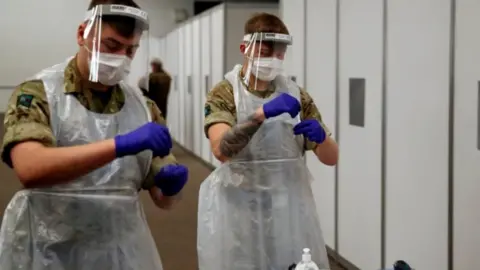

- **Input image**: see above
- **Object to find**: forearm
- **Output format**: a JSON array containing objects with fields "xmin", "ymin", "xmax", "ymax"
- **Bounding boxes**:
[
  {"xmin": 11, "ymin": 139, "xmax": 117, "ymax": 188},
  {"xmin": 149, "ymin": 186, "xmax": 181, "ymax": 209},
  {"xmin": 314, "ymin": 137, "xmax": 339, "ymax": 166},
  {"xmin": 217, "ymin": 108, "xmax": 265, "ymax": 159}
]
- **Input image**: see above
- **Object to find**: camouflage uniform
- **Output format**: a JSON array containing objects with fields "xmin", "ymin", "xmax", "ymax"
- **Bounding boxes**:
[
  {"xmin": 204, "ymin": 76, "xmax": 332, "ymax": 151},
  {"xmin": 0, "ymin": 57, "xmax": 176, "ymax": 189},
  {"xmin": 148, "ymin": 71, "xmax": 172, "ymax": 118}
]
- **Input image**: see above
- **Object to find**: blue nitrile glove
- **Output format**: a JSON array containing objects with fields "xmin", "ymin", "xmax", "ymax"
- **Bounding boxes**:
[
  {"xmin": 293, "ymin": 119, "xmax": 327, "ymax": 144},
  {"xmin": 114, "ymin": 122, "xmax": 173, "ymax": 158},
  {"xmin": 262, "ymin": 93, "xmax": 301, "ymax": 119},
  {"xmin": 154, "ymin": 164, "xmax": 189, "ymax": 196}
]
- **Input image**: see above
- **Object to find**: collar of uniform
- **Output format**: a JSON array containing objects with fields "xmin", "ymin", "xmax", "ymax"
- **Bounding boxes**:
[
  {"xmin": 63, "ymin": 56, "xmax": 87, "ymax": 94},
  {"xmin": 238, "ymin": 68, "xmax": 275, "ymax": 93}
]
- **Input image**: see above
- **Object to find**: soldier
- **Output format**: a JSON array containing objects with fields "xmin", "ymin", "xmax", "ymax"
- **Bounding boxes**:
[
  {"xmin": 197, "ymin": 13, "xmax": 339, "ymax": 270},
  {"xmin": 0, "ymin": 0, "xmax": 188, "ymax": 269},
  {"xmin": 147, "ymin": 58, "xmax": 172, "ymax": 118}
]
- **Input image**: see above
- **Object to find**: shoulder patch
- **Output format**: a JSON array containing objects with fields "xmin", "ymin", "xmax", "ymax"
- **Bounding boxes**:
[
  {"xmin": 204, "ymin": 104, "xmax": 212, "ymax": 117},
  {"xmin": 17, "ymin": 94, "xmax": 34, "ymax": 108}
]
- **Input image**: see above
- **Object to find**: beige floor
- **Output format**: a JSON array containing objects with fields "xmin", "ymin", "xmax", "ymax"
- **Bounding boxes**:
[{"xmin": 0, "ymin": 114, "xmax": 345, "ymax": 270}]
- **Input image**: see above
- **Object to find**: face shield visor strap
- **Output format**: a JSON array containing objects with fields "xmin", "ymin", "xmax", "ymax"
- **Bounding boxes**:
[
  {"xmin": 83, "ymin": 4, "xmax": 150, "ymax": 84},
  {"xmin": 243, "ymin": 33, "xmax": 263, "ymax": 90},
  {"xmin": 242, "ymin": 32, "xmax": 292, "ymax": 89}
]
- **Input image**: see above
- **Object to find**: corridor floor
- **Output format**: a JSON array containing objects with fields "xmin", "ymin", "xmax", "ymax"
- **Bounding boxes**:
[{"xmin": 0, "ymin": 117, "xmax": 344, "ymax": 270}]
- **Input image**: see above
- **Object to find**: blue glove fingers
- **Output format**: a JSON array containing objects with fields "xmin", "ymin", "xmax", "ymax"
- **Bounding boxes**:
[
  {"xmin": 293, "ymin": 120, "xmax": 315, "ymax": 134},
  {"xmin": 151, "ymin": 127, "xmax": 173, "ymax": 157},
  {"xmin": 155, "ymin": 165, "xmax": 189, "ymax": 196},
  {"xmin": 293, "ymin": 120, "xmax": 311, "ymax": 132},
  {"xmin": 288, "ymin": 100, "xmax": 301, "ymax": 118},
  {"xmin": 307, "ymin": 129, "xmax": 326, "ymax": 143}
]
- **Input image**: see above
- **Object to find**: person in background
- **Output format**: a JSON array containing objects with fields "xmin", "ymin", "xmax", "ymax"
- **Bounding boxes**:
[
  {"xmin": 147, "ymin": 58, "xmax": 172, "ymax": 118},
  {"xmin": 0, "ymin": 0, "xmax": 188, "ymax": 269},
  {"xmin": 197, "ymin": 12, "xmax": 338, "ymax": 270}
]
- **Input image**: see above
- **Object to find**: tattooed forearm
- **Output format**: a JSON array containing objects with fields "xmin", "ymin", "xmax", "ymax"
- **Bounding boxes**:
[{"xmin": 219, "ymin": 113, "xmax": 263, "ymax": 158}]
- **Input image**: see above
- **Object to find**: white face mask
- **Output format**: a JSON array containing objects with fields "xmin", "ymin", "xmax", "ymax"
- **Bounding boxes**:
[
  {"xmin": 251, "ymin": 57, "xmax": 284, "ymax": 81},
  {"xmin": 88, "ymin": 51, "xmax": 131, "ymax": 86}
]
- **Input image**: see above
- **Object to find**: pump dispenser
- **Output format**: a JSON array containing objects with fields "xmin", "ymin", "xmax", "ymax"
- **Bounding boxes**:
[{"xmin": 295, "ymin": 248, "xmax": 320, "ymax": 270}]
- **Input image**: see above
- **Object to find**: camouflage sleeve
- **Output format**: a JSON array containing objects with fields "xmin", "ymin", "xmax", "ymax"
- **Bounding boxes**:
[
  {"xmin": 204, "ymin": 80, "xmax": 237, "ymax": 138},
  {"xmin": 300, "ymin": 88, "xmax": 332, "ymax": 151},
  {"xmin": 0, "ymin": 80, "xmax": 55, "ymax": 167},
  {"xmin": 142, "ymin": 97, "xmax": 177, "ymax": 190}
]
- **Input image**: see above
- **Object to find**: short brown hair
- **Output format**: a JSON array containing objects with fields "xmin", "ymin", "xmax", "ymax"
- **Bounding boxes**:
[
  {"xmin": 88, "ymin": 0, "xmax": 143, "ymax": 38},
  {"xmin": 244, "ymin": 13, "xmax": 289, "ymax": 35}
]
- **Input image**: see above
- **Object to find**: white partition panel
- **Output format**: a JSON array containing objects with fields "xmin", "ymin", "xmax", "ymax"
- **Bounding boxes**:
[
  {"xmin": 453, "ymin": 1, "xmax": 480, "ymax": 269},
  {"xmin": 149, "ymin": 36, "xmax": 161, "ymax": 60},
  {"xmin": 337, "ymin": 1, "xmax": 383, "ymax": 269},
  {"xmin": 178, "ymin": 27, "xmax": 186, "ymax": 146},
  {"xmin": 210, "ymin": 6, "xmax": 225, "ymax": 168},
  {"xmin": 305, "ymin": 0, "xmax": 337, "ymax": 249},
  {"xmin": 127, "ymin": 36, "xmax": 149, "ymax": 87},
  {"xmin": 192, "ymin": 18, "xmax": 202, "ymax": 157},
  {"xmin": 201, "ymin": 14, "xmax": 213, "ymax": 163},
  {"xmin": 385, "ymin": 1, "xmax": 450, "ymax": 269},
  {"xmin": 280, "ymin": 0, "xmax": 305, "ymax": 86},
  {"xmin": 166, "ymin": 31, "xmax": 179, "ymax": 139},
  {"xmin": 184, "ymin": 23, "xmax": 194, "ymax": 151}
]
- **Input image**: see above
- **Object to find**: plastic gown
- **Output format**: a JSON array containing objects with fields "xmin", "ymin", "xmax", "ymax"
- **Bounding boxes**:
[
  {"xmin": 0, "ymin": 58, "xmax": 163, "ymax": 270},
  {"xmin": 197, "ymin": 64, "xmax": 330, "ymax": 270}
]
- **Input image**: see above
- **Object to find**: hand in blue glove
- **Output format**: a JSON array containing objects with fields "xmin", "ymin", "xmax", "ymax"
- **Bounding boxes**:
[
  {"xmin": 114, "ymin": 122, "xmax": 173, "ymax": 158},
  {"xmin": 293, "ymin": 119, "xmax": 327, "ymax": 144},
  {"xmin": 154, "ymin": 164, "xmax": 189, "ymax": 196},
  {"xmin": 262, "ymin": 93, "xmax": 301, "ymax": 119}
]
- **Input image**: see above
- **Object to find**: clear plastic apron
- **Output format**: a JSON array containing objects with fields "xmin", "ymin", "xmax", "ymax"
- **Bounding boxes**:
[
  {"xmin": 0, "ymin": 58, "xmax": 163, "ymax": 270},
  {"xmin": 197, "ymin": 65, "xmax": 330, "ymax": 270}
]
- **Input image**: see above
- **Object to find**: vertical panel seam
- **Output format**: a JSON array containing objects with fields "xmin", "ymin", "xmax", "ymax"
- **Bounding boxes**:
[
  {"xmin": 334, "ymin": 0, "xmax": 341, "ymax": 254},
  {"xmin": 380, "ymin": 0, "xmax": 388, "ymax": 268},
  {"xmin": 303, "ymin": 0, "xmax": 307, "ymax": 88},
  {"xmin": 447, "ymin": 0, "xmax": 456, "ymax": 269},
  {"xmin": 223, "ymin": 2, "xmax": 228, "ymax": 75}
]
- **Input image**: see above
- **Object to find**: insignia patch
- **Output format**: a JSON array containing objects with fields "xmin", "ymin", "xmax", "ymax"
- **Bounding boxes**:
[
  {"xmin": 204, "ymin": 105, "xmax": 211, "ymax": 116},
  {"xmin": 17, "ymin": 94, "xmax": 34, "ymax": 108}
]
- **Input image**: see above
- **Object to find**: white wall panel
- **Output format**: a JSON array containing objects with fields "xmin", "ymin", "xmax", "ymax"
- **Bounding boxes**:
[
  {"xmin": 337, "ymin": 1, "xmax": 383, "ymax": 269},
  {"xmin": 210, "ymin": 6, "xmax": 225, "ymax": 168},
  {"xmin": 453, "ymin": 0, "xmax": 480, "ymax": 269},
  {"xmin": 128, "ymin": 36, "xmax": 149, "ymax": 88},
  {"xmin": 305, "ymin": 0, "xmax": 337, "ymax": 249},
  {"xmin": 178, "ymin": 26, "xmax": 186, "ymax": 146},
  {"xmin": 0, "ymin": 0, "xmax": 193, "ymax": 91},
  {"xmin": 385, "ymin": 1, "xmax": 450, "ymax": 269},
  {"xmin": 192, "ymin": 18, "xmax": 203, "ymax": 156},
  {"xmin": 0, "ymin": 88, "xmax": 13, "ymax": 113},
  {"xmin": 280, "ymin": 0, "xmax": 305, "ymax": 87},
  {"xmin": 184, "ymin": 23, "xmax": 194, "ymax": 151},
  {"xmin": 166, "ymin": 31, "xmax": 180, "ymax": 139},
  {"xmin": 200, "ymin": 14, "xmax": 213, "ymax": 163}
]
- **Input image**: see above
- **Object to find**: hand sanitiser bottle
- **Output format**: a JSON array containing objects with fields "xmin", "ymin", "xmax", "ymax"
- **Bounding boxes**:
[{"xmin": 294, "ymin": 248, "xmax": 320, "ymax": 270}]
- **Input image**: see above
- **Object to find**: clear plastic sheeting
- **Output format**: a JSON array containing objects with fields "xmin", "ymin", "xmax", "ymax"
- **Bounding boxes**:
[
  {"xmin": 0, "ymin": 189, "xmax": 161, "ymax": 270},
  {"xmin": 197, "ymin": 65, "xmax": 330, "ymax": 270}
]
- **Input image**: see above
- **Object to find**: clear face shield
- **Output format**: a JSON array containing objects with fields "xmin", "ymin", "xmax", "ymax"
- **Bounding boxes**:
[
  {"xmin": 242, "ymin": 32, "xmax": 292, "ymax": 89},
  {"xmin": 83, "ymin": 4, "xmax": 149, "ymax": 87}
]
